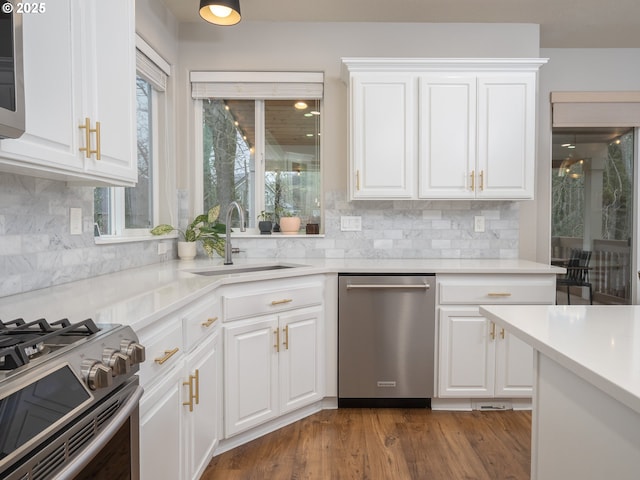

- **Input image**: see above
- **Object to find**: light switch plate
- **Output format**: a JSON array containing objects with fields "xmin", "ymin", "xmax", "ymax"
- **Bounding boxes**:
[
  {"xmin": 340, "ymin": 216, "xmax": 362, "ymax": 231},
  {"xmin": 474, "ymin": 216, "xmax": 485, "ymax": 233},
  {"xmin": 70, "ymin": 208, "xmax": 82, "ymax": 235}
]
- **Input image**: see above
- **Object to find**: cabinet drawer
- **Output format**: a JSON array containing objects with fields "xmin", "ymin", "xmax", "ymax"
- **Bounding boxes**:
[
  {"xmin": 438, "ymin": 275, "xmax": 556, "ymax": 305},
  {"xmin": 224, "ymin": 283, "xmax": 323, "ymax": 321},
  {"xmin": 138, "ymin": 322, "xmax": 183, "ymax": 387},
  {"xmin": 183, "ymin": 298, "xmax": 220, "ymax": 352}
]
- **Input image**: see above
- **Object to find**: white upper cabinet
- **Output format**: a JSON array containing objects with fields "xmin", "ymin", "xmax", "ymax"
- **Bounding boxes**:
[
  {"xmin": 348, "ymin": 73, "xmax": 416, "ymax": 199},
  {"xmin": 0, "ymin": 0, "xmax": 137, "ymax": 186},
  {"xmin": 342, "ymin": 58, "xmax": 547, "ymax": 201}
]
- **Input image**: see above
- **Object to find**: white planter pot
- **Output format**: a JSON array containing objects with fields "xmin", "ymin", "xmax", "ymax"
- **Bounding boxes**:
[
  {"xmin": 177, "ymin": 241, "xmax": 197, "ymax": 260},
  {"xmin": 279, "ymin": 217, "xmax": 301, "ymax": 235}
]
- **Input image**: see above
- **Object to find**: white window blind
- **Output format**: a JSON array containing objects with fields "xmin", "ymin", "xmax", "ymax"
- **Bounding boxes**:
[
  {"xmin": 190, "ymin": 71, "xmax": 324, "ymax": 99},
  {"xmin": 552, "ymin": 91, "xmax": 640, "ymax": 127},
  {"xmin": 135, "ymin": 35, "xmax": 170, "ymax": 92}
]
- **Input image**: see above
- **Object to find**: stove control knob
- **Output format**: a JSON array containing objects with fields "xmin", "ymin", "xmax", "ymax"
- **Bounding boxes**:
[
  {"xmin": 82, "ymin": 360, "xmax": 113, "ymax": 390},
  {"xmin": 120, "ymin": 340, "xmax": 146, "ymax": 365},
  {"xmin": 103, "ymin": 348, "xmax": 131, "ymax": 376}
]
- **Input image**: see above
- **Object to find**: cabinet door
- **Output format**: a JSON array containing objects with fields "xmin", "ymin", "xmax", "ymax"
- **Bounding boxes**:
[
  {"xmin": 438, "ymin": 307, "xmax": 495, "ymax": 397},
  {"xmin": 350, "ymin": 73, "xmax": 416, "ymax": 199},
  {"xmin": 81, "ymin": 0, "xmax": 137, "ymax": 184},
  {"xmin": 184, "ymin": 332, "xmax": 220, "ymax": 480},
  {"xmin": 476, "ymin": 73, "xmax": 536, "ymax": 199},
  {"xmin": 140, "ymin": 362, "xmax": 184, "ymax": 480},
  {"xmin": 0, "ymin": 0, "xmax": 84, "ymax": 172},
  {"xmin": 419, "ymin": 75, "xmax": 476, "ymax": 199},
  {"xmin": 279, "ymin": 307, "xmax": 324, "ymax": 414},
  {"xmin": 224, "ymin": 317, "xmax": 279, "ymax": 437},
  {"xmin": 494, "ymin": 327, "xmax": 533, "ymax": 397}
]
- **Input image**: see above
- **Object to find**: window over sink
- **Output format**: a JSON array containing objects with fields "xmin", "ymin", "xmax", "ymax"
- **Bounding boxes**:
[{"xmin": 191, "ymin": 72, "xmax": 323, "ymax": 231}]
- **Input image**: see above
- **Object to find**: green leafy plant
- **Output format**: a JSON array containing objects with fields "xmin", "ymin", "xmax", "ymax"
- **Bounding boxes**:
[
  {"xmin": 151, "ymin": 206, "xmax": 227, "ymax": 258},
  {"xmin": 257, "ymin": 210, "xmax": 273, "ymax": 221}
]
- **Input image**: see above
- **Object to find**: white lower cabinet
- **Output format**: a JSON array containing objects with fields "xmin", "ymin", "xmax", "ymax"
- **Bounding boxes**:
[
  {"xmin": 138, "ymin": 297, "xmax": 221, "ymax": 480},
  {"xmin": 140, "ymin": 359, "xmax": 184, "ymax": 480},
  {"xmin": 183, "ymin": 331, "xmax": 221, "ymax": 480},
  {"xmin": 438, "ymin": 307, "xmax": 532, "ymax": 397},
  {"xmin": 224, "ymin": 306, "xmax": 324, "ymax": 437},
  {"xmin": 436, "ymin": 274, "xmax": 556, "ymax": 402}
]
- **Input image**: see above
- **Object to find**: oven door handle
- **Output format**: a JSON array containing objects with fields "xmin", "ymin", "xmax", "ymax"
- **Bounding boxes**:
[{"xmin": 55, "ymin": 384, "xmax": 144, "ymax": 480}]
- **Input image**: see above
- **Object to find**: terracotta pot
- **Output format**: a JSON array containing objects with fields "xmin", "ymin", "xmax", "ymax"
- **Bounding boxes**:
[
  {"xmin": 177, "ymin": 241, "xmax": 197, "ymax": 260},
  {"xmin": 279, "ymin": 216, "xmax": 301, "ymax": 235}
]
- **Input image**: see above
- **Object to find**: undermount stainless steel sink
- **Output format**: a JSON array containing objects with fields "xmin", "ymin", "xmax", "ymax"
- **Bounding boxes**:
[{"xmin": 190, "ymin": 264, "xmax": 296, "ymax": 276}]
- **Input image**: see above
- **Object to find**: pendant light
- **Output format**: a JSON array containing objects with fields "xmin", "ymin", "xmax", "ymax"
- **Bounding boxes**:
[{"xmin": 199, "ymin": 0, "xmax": 241, "ymax": 26}]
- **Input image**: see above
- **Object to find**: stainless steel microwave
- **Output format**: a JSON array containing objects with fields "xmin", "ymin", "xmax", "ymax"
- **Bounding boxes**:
[{"xmin": 0, "ymin": 2, "xmax": 24, "ymax": 139}]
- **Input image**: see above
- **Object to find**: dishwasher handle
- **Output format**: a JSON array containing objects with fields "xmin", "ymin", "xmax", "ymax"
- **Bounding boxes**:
[{"xmin": 346, "ymin": 283, "xmax": 431, "ymax": 290}]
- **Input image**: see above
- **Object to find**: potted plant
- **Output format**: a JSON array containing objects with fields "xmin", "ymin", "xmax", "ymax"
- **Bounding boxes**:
[
  {"xmin": 150, "ymin": 206, "xmax": 226, "ymax": 260},
  {"xmin": 278, "ymin": 210, "xmax": 301, "ymax": 235},
  {"xmin": 257, "ymin": 211, "xmax": 273, "ymax": 235}
]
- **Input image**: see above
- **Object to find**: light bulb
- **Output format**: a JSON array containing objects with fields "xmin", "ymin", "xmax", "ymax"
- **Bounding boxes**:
[{"xmin": 209, "ymin": 5, "xmax": 232, "ymax": 18}]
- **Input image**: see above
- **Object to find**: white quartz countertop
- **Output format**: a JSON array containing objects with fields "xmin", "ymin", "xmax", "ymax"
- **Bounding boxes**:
[
  {"xmin": 0, "ymin": 257, "xmax": 561, "ymax": 331},
  {"xmin": 480, "ymin": 304, "xmax": 640, "ymax": 416}
]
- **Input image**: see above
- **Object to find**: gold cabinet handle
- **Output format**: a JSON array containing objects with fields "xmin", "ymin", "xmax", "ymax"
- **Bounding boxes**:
[
  {"xmin": 78, "ymin": 117, "xmax": 100, "ymax": 159},
  {"xmin": 194, "ymin": 368, "xmax": 200, "ymax": 405},
  {"xmin": 183, "ymin": 373, "xmax": 195, "ymax": 412},
  {"xmin": 79, "ymin": 117, "xmax": 91, "ymax": 158},
  {"xmin": 271, "ymin": 299, "xmax": 293, "ymax": 306},
  {"xmin": 500, "ymin": 328, "xmax": 505, "ymax": 340},
  {"xmin": 479, "ymin": 170, "xmax": 484, "ymax": 191},
  {"xmin": 274, "ymin": 328, "xmax": 280, "ymax": 353},
  {"xmin": 283, "ymin": 325, "xmax": 289, "ymax": 350},
  {"xmin": 487, "ymin": 292, "xmax": 512, "ymax": 297},
  {"xmin": 489, "ymin": 322, "xmax": 496, "ymax": 341},
  {"xmin": 202, "ymin": 316, "xmax": 218, "ymax": 327},
  {"xmin": 154, "ymin": 347, "xmax": 179, "ymax": 365},
  {"xmin": 356, "ymin": 170, "xmax": 360, "ymax": 191},
  {"xmin": 470, "ymin": 170, "xmax": 475, "ymax": 191},
  {"xmin": 94, "ymin": 121, "xmax": 101, "ymax": 160}
]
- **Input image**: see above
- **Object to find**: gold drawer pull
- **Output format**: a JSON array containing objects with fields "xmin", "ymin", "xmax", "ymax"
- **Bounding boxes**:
[
  {"xmin": 470, "ymin": 170, "xmax": 475, "ymax": 191},
  {"xmin": 202, "ymin": 316, "xmax": 218, "ymax": 327},
  {"xmin": 500, "ymin": 328, "xmax": 505, "ymax": 340},
  {"xmin": 271, "ymin": 298, "xmax": 293, "ymax": 306},
  {"xmin": 154, "ymin": 347, "xmax": 179, "ymax": 365},
  {"xmin": 356, "ymin": 170, "xmax": 361, "ymax": 191},
  {"xmin": 487, "ymin": 292, "xmax": 512, "ymax": 297},
  {"xmin": 490, "ymin": 322, "xmax": 496, "ymax": 340},
  {"xmin": 479, "ymin": 170, "xmax": 484, "ymax": 191}
]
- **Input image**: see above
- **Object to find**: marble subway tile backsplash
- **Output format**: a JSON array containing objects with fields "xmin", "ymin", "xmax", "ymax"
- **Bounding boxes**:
[
  {"xmin": 0, "ymin": 175, "xmax": 519, "ymax": 298},
  {"xmin": 0, "ymin": 174, "xmax": 173, "ymax": 298}
]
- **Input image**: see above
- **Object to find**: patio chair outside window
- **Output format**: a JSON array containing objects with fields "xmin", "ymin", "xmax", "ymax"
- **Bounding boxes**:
[{"xmin": 557, "ymin": 249, "xmax": 593, "ymax": 305}]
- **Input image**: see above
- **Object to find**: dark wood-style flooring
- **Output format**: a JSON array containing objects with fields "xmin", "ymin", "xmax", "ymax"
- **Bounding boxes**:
[{"xmin": 201, "ymin": 408, "xmax": 532, "ymax": 480}]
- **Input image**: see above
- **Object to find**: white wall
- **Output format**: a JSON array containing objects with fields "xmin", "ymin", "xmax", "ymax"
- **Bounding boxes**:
[{"xmin": 526, "ymin": 48, "xmax": 640, "ymax": 262}]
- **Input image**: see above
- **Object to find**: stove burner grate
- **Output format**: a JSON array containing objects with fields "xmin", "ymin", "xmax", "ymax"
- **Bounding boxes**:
[{"xmin": 0, "ymin": 318, "xmax": 101, "ymax": 370}]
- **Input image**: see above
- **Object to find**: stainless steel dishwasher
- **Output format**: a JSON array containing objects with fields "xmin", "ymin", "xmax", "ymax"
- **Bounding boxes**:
[{"xmin": 338, "ymin": 274, "xmax": 436, "ymax": 408}]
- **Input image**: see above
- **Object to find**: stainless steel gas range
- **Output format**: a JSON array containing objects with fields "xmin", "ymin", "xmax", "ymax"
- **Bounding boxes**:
[{"xmin": 0, "ymin": 317, "xmax": 145, "ymax": 480}]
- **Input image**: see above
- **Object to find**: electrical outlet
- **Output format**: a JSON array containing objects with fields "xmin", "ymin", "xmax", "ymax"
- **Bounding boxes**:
[
  {"xmin": 340, "ymin": 216, "xmax": 362, "ymax": 231},
  {"xmin": 70, "ymin": 208, "xmax": 82, "ymax": 235},
  {"xmin": 157, "ymin": 242, "xmax": 168, "ymax": 255},
  {"xmin": 474, "ymin": 216, "xmax": 485, "ymax": 233}
]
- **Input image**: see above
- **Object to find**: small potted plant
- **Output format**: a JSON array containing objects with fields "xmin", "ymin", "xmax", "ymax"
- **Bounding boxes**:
[
  {"xmin": 278, "ymin": 210, "xmax": 301, "ymax": 235},
  {"xmin": 257, "ymin": 211, "xmax": 273, "ymax": 235},
  {"xmin": 150, "ymin": 206, "xmax": 226, "ymax": 260}
]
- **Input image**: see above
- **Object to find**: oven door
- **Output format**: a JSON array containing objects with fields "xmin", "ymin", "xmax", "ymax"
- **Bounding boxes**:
[{"xmin": 2, "ymin": 377, "xmax": 143, "ymax": 480}]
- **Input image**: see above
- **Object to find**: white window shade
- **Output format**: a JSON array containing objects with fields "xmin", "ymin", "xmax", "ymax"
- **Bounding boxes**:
[
  {"xmin": 135, "ymin": 35, "xmax": 170, "ymax": 92},
  {"xmin": 190, "ymin": 71, "xmax": 324, "ymax": 99},
  {"xmin": 552, "ymin": 91, "xmax": 640, "ymax": 127}
]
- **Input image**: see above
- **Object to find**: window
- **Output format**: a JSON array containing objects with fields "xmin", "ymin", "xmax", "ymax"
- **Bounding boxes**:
[
  {"xmin": 94, "ymin": 41, "xmax": 169, "ymax": 238},
  {"xmin": 192, "ymin": 72, "xmax": 323, "ymax": 230}
]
